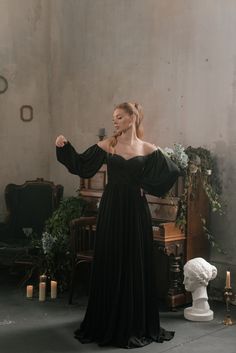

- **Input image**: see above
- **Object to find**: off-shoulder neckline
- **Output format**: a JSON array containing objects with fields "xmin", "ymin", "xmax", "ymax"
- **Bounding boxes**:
[{"xmin": 96, "ymin": 144, "xmax": 159, "ymax": 161}]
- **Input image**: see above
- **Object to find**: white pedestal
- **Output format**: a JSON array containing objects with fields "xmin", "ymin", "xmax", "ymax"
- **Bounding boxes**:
[{"xmin": 184, "ymin": 307, "xmax": 214, "ymax": 321}]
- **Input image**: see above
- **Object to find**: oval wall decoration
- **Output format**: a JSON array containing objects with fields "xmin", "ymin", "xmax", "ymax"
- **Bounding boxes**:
[{"xmin": 20, "ymin": 105, "xmax": 34, "ymax": 122}]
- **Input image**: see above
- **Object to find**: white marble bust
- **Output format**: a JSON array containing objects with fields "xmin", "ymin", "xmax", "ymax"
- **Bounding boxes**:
[{"xmin": 183, "ymin": 257, "xmax": 217, "ymax": 321}]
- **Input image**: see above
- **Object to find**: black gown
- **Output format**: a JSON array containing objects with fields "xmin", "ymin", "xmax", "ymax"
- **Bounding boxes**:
[{"xmin": 56, "ymin": 142, "xmax": 180, "ymax": 349}]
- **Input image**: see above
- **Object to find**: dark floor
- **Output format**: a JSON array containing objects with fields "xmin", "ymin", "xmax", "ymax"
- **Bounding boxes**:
[{"xmin": 0, "ymin": 270, "xmax": 235, "ymax": 353}]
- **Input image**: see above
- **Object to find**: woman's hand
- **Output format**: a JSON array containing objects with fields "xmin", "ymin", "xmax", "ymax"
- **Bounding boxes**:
[{"xmin": 55, "ymin": 135, "xmax": 68, "ymax": 147}]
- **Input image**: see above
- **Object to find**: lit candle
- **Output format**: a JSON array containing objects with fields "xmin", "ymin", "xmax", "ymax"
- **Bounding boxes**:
[
  {"xmin": 51, "ymin": 280, "xmax": 57, "ymax": 299},
  {"xmin": 26, "ymin": 285, "xmax": 33, "ymax": 299},
  {"xmin": 39, "ymin": 274, "xmax": 47, "ymax": 283},
  {"xmin": 226, "ymin": 271, "xmax": 231, "ymax": 288},
  {"xmin": 39, "ymin": 282, "xmax": 46, "ymax": 301}
]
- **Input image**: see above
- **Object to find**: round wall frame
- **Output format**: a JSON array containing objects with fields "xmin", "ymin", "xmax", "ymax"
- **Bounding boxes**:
[{"xmin": 0, "ymin": 75, "xmax": 8, "ymax": 94}]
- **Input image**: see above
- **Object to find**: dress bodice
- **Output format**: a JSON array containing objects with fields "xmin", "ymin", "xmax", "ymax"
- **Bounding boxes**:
[{"xmin": 106, "ymin": 153, "xmax": 148, "ymax": 186}]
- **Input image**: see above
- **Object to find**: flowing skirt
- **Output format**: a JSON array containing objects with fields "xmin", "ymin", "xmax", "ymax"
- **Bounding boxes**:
[{"xmin": 74, "ymin": 183, "xmax": 174, "ymax": 348}]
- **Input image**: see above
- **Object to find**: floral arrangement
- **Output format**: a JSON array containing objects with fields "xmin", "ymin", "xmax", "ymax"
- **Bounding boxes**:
[
  {"xmin": 164, "ymin": 144, "xmax": 189, "ymax": 170},
  {"xmin": 43, "ymin": 196, "xmax": 87, "ymax": 290},
  {"xmin": 28, "ymin": 196, "xmax": 87, "ymax": 291},
  {"xmin": 42, "ymin": 231, "xmax": 57, "ymax": 255},
  {"xmin": 164, "ymin": 143, "xmax": 224, "ymax": 252}
]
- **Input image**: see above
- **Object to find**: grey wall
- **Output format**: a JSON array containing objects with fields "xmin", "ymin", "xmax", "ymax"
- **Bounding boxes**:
[
  {"xmin": 49, "ymin": 0, "xmax": 236, "ymax": 292},
  {"xmin": 0, "ymin": 0, "xmax": 51, "ymax": 220},
  {"xmin": 1, "ymin": 0, "xmax": 235, "ymax": 292}
]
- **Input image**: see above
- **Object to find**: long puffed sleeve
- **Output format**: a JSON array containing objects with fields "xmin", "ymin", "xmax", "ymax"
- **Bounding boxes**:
[
  {"xmin": 141, "ymin": 148, "xmax": 181, "ymax": 197},
  {"xmin": 56, "ymin": 142, "xmax": 107, "ymax": 178}
]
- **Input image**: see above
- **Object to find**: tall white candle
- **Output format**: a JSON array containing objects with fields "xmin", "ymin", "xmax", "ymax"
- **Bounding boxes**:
[
  {"xmin": 226, "ymin": 271, "xmax": 231, "ymax": 288},
  {"xmin": 26, "ymin": 285, "xmax": 33, "ymax": 298},
  {"xmin": 51, "ymin": 281, "xmax": 57, "ymax": 299},
  {"xmin": 39, "ymin": 282, "xmax": 46, "ymax": 301}
]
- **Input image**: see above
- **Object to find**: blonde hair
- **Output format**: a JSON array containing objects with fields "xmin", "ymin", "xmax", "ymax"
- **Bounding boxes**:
[{"xmin": 108, "ymin": 102, "xmax": 144, "ymax": 153}]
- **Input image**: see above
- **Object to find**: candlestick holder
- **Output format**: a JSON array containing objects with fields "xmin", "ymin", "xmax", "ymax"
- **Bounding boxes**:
[
  {"xmin": 98, "ymin": 134, "xmax": 106, "ymax": 141},
  {"xmin": 97, "ymin": 128, "xmax": 106, "ymax": 141},
  {"xmin": 223, "ymin": 287, "xmax": 235, "ymax": 326}
]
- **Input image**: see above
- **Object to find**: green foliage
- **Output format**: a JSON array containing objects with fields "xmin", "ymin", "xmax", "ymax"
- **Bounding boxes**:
[
  {"xmin": 175, "ymin": 176, "xmax": 189, "ymax": 230},
  {"xmin": 201, "ymin": 217, "xmax": 226, "ymax": 254},
  {"xmin": 45, "ymin": 197, "xmax": 87, "ymax": 237},
  {"xmin": 40, "ymin": 196, "xmax": 87, "ymax": 291},
  {"xmin": 185, "ymin": 146, "xmax": 223, "ymax": 213},
  {"xmin": 171, "ymin": 145, "xmax": 225, "ymax": 253}
]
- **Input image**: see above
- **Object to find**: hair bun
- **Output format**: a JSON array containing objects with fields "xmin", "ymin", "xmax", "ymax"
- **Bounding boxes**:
[{"xmin": 211, "ymin": 266, "xmax": 217, "ymax": 280}]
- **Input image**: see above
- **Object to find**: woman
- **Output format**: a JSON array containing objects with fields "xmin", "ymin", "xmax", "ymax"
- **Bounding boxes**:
[{"xmin": 55, "ymin": 102, "xmax": 180, "ymax": 348}]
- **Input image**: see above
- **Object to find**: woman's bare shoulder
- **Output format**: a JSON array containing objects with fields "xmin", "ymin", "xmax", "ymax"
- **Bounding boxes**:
[
  {"xmin": 97, "ymin": 138, "xmax": 110, "ymax": 153},
  {"xmin": 142, "ymin": 141, "xmax": 158, "ymax": 154}
]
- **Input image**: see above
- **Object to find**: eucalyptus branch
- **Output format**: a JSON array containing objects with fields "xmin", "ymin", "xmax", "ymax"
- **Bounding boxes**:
[{"xmin": 201, "ymin": 217, "xmax": 226, "ymax": 254}]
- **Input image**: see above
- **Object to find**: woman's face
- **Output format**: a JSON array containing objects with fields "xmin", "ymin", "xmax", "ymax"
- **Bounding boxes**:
[{"xmin": 112, "ymin": 108, "xmax": 133, "ymax": 133}]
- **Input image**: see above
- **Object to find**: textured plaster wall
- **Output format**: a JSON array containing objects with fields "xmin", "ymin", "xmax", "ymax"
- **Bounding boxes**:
[
  {"xmin": 0, "ymin": 0, "xmax": 236, "ymax": 292},
  {"xmin": 0, "ymin": 0, "xmax": 51, "ymax": 221},
  {"xmin": 50, "ymin": 0, "xmax": 236, "ymax": 293}
]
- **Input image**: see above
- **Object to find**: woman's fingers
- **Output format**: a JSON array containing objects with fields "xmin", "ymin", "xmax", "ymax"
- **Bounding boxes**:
[{"xmin": 55, "ymin": 135, "xmax": 67, "ymax": 147}]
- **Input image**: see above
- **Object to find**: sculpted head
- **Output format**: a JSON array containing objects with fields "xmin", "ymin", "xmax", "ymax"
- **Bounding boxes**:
[{"xmin": 183, "ymin": 257, "xmax": 217, "ymax": 292}]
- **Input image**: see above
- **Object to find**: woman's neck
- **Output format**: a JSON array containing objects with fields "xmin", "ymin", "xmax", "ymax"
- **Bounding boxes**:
[{"xmin": 118, "ymin": 127, "xmax": 139, "ymax": 146}]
